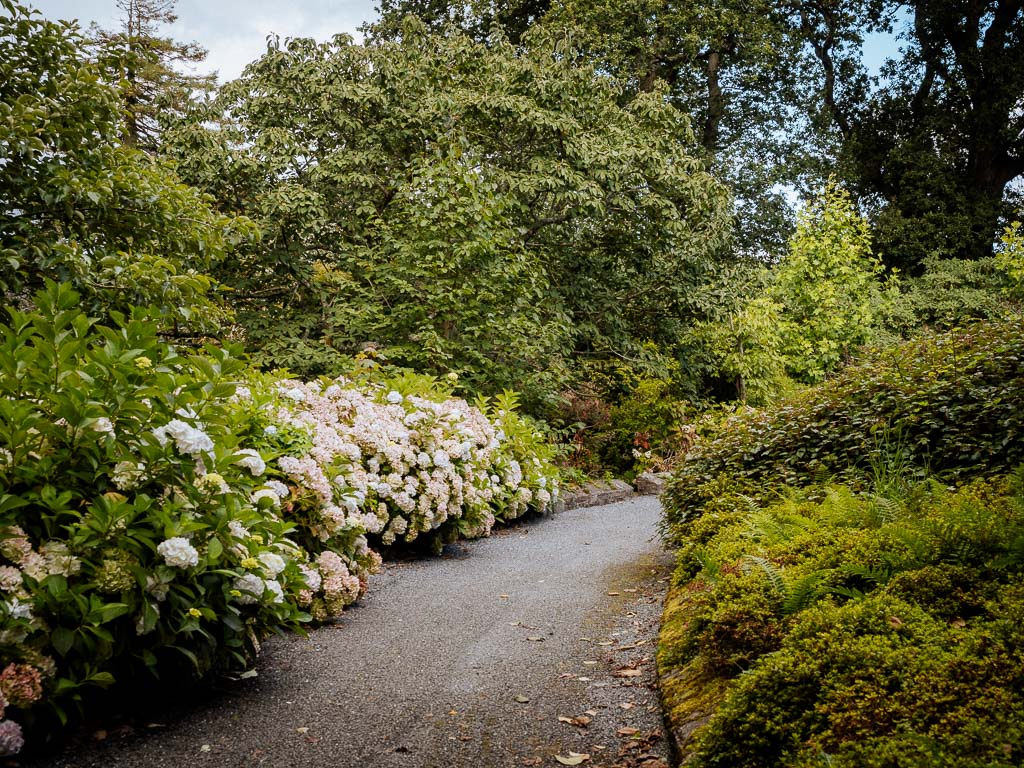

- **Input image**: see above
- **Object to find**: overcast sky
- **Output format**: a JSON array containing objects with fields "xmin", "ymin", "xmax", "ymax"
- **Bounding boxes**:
[
  {"xmin": 27, "ymin": 1, "xmax": 381, "ymax": 82},
  {"xmin": 26, "ymin": 1, "xmax": 900, "ymax": 85}
]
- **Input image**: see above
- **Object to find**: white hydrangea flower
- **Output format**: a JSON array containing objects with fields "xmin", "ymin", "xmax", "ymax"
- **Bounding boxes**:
[
  {"xmin": 257, "ymin": 552, "xmax": 286, "ymax": 577},
  {"xmin": 386, "ymin": 390, "xmax": 403, "ymax": 404},
  {"xmin": 264, "ymin": 579, "xmax": 285, "ymax": 604},
  {"xmin": 263, "ymin": 425, "xmax": 279, "ymax": 436},
  {"xmin": 196, "ymin": 472, "xmax": 229, "ymax": 495},
  {"xmin": 92, "ymin": 417, "xmax": 115, "ymax": 434},
  {"xmin": 6, "ymin": 598, "xmax": 32, "ymax": 621},
  {"xmin": 252, "ymin": 488, "xmax": 280, "ymax": 506},
  {"xmin": 299, "ymin": 564, "xmax": 322, "ymax": 592},
  {"xmin": 111, "ymin": 460, "xmax": 146, "ymax": 490},
  {"xmin": 284, "ymin": 387, "xmax": 306, "ymax": 402},
  {"xmin": 152, "ymin": 419, "xmax": 214, "ymax": 457},
  {"xmin": 145, "ymin": 575, "xmax": 170, "ymax": 602},
  {"xmin": 264, "ymin": 480, "xmax": 290, "ymax": 498},
  {"xmin": 235, "ymin": 449, "xmax": 266, "ymax": 476},
  {"xmin": 157, "ymin": 537, "xmax": 199, "ymax": 568},
  {"xmin": 228, "ymin": 520, "xmax": 249, "ymax": 539},
  {"xmin": 232, "ymin": 573, "xmax": 264, "ymax": 604}
]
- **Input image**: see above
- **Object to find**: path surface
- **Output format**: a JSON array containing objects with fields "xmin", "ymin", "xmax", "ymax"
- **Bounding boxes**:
[{"xmin": 33, "ymin": 498, "xmax": 673, "ymax": 768}]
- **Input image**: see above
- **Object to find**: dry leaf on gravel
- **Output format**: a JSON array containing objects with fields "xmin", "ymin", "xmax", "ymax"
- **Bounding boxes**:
[
  {"xmin": 617, "ymin": 727, "xmax": 641, "ymax": 737},
  {"xmin": 558, "ymin": 715, "xmax": 592, "ymax": 727},
  {"xmin": 555, "ymin": 752, "xmax": 591, "ymax": 765},
  {"xmin": 612, "ymin": 669, "xmax": 642, "ymax": 678}
]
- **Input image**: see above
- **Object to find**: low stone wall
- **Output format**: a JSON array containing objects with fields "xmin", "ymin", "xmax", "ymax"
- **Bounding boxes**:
[
  {"xmin": 556, "ymin": 479, "xmax": 635, "ymax": 511},
  {"xmin": 554, "ymin": 471, "xmax": 672, "ymax": 512}
]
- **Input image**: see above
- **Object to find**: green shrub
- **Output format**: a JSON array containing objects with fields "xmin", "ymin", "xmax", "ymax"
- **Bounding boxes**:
[
  {"xmin": 694, "ymin": 590, "xmax": 1024, "ymax": 768},
  {"xmin": 0, "ymin": 282, "xmax": 563, "ymax": 755},
  {"xmin": 663, "ymin": 318, "xmax": 1024, "ymax": 533},
  {"xmin": 0, "ymin": 283, "xmax": 312, "ymax": 743},
  {"xmin": 660, "ymin": 474, "xmax": 1024, "ymax": 767}
]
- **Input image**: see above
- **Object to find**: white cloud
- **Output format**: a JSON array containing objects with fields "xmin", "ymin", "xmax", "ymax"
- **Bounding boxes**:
[{"xmin": 27, "ymin": 0, "xmax": 377, "ymax": 81}]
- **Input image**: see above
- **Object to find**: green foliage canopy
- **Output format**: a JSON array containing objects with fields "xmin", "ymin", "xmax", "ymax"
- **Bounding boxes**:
[
  {"xmin": 164, "ymin": 21, "xmax": 731, "ymax": 405},
  {"xmin": 663, "ymin": 317, "xmax": 1024, "ymax": 531},
  {"xmin": 0, "ymin": 1, "xmax": 253, "ymax": 331}
]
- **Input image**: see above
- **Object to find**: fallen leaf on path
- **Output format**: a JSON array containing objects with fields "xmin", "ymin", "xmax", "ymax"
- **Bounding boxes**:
[
  {"xmin": 515, "ymin": 695, "xmax": 531, "ymax": 703},
  {"xmin": 500, "ymin": 594, "xmax": 509, "ymax": 599},
  {"xmin": 527, "ymin": 636, "xmax": 544, "ymax": 642},
  {"xmin": 598, "ymin": 641, "xmax": 613, "ymax": 646},
  {"xmin": 558, "ymin": 715, "xmax": 591, "ymax": 727},
  {"xmin": 613, "ymin": 669, "xmax": 643, "ymax": 678},
  {"xmin": 585, "ymin": 709, "xmax": 598, "ymax": 716},
  {"xmin": 199, "ymin": 744, "xmax": 211, "ymax": 753},
  {"xmin": 618, "ymin": 703, "xmax": 635, "ymax": 710},
  {"xmin": 583, "ymin": 661, "xmax": 598, "ymax": 666},
  {"xmin": 615, "ymin": 640, "xmax": 649, "ymax": 651},
  {"xmin": 555, "ymin": 752, "xmax": 590, "ymax": 765},
  {"xmin": 607, "ymin": 591, "xmax": 621, "ymax": 596},
  {"xmin": 296, "ymin": 727, "xmax": 309, "ymax": 734},
  {"xmin": 617, "ymin": 727, "xmax": 641, "ymax": 737}
]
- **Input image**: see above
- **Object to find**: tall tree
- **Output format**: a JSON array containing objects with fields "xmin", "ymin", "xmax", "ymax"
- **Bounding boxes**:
[
  {"xmin": 369, "ymin": 0, "xmax": 550, "ymax": 43},
  {"xmin": 802, "ymin": 0, "xmax": 1024, "ymax": 268},
  {"xmin": 0, "ymin": 0, "xmax": 251, "ymax": 330},
  {"xmin": 162, "ymin": 21, "xmax": 731, "ymax": 406},
  {"xmin": 89, "ymin": 0, "xmax": 215, "ymax": 151}
]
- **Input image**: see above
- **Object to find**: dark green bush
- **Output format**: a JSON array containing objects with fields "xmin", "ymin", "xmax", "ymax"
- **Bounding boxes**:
[
  {"xmin": 663, "ymin": 318, "xmax": 1024, "ymax": 532},
  {"xmin": 660, "ymin": 475, "xmax": 1024, "ymax": 767},
  {"xmin": 695, "ymin": 591, "xmax": 1024, "ymax": 768}
]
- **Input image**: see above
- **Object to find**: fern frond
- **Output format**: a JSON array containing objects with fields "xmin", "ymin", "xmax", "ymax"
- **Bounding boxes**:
[
  {"xmin": 694, "ymin": 545, "xmax": 723, "ymax": 584},
  {"xmin": 742, "ymin": 555, "xmax": 786, "ymax": 601},
  {"xmin": 781, "ymin": 571, "xmax": 827, "ymax": 615}
]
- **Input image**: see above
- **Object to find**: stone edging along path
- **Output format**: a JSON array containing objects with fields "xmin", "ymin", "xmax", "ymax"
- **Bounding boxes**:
[{"xmin": 556, "ymin": 472, "xmax": 669, "ymax": 512}]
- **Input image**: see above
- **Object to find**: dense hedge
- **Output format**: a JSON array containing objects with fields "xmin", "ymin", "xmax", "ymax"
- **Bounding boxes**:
[
  {"xmin": 665, "ymin": 476, "xmax": 1024, "ymax": 767},
  {"xmin": 0, "ymin": 283, "xmax": 559, "ymax": 755},
  {"xmin": 663, "ymin": 318, "xmax": 1024, "ymax": 532}
]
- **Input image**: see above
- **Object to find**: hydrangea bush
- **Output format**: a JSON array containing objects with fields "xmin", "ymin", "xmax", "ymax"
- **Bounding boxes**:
[
  {"xmin": 234, "ymin": 372, "xmax": 559, "ymax": 565},
  {"xmin": 0, "ymin": 283, "xmax": 559, "ymax": 754}
]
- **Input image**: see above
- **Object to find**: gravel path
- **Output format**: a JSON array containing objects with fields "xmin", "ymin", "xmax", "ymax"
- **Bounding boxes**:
[{"xmin": 32, "ymin": 497, "xmax": 673, "ymax": 768}]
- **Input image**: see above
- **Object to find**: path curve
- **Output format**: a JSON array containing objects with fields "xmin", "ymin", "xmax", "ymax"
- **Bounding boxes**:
[{"xmin": 34, "ymin": 498, "xmax": 672, "ymax": 768}]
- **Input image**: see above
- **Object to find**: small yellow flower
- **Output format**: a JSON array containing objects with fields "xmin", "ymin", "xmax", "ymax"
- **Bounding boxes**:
[
  {"xmin": 230, "ymin": 589, "xmax": 242, "ymax": 598},
  {"xmin": 134, "ymin": 356, "xmax": 153, "ymax": 370},
  {"xmin": 240, "ymin": 557, "xmax": 259, "ymax": 569},
  {"xmin": 188, "ymin": 608, "xmax": 202, "ymax": 618}
]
